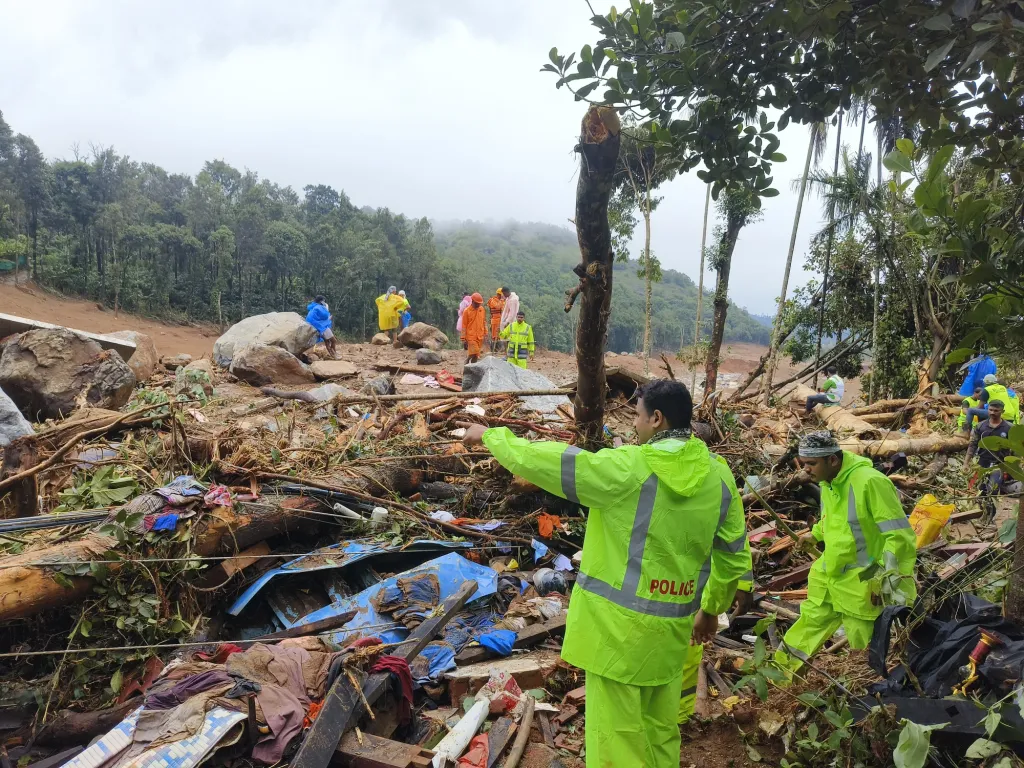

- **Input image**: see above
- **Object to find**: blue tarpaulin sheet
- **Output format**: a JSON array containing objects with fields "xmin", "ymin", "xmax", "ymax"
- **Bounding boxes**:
[{"xmin": 227, "ymin": 539, "xmax": 473, "ymax": 616}]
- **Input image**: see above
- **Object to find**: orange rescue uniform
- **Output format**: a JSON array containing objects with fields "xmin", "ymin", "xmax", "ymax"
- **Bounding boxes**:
[
  {"xmin": 461, "ymin": 304, "xmax": 487, "ymax": 357},
  {"xmin": 487, "ymin": 294, "xmax": 505, "ymax": 341}
]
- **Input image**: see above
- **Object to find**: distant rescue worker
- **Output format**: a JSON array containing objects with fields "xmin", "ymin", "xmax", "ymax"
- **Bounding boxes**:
[
  {"xmin": 958, "ymin": 386, "xmax": 984, "ymax": 433},
  {"xmin": 965, "ymin": 399, "xmax": 1014, "ymax": 517},
  {"xmin": 460, "ymin": 293, "xmax": 487, "ymax": 364},
  {"xmin": 397, "ymin": 290, "xmax": 412, "ymax": 330},
  {"xmin": 964, "ymin": 374, "xmax": 1021, "ymax": 430},
  {"xmin": 487, "ymin": 288, "xmax": 506, "ymax": 350},
  {"xmin": 305, "ymin": 295, "xmax": 338, "ymax": 359},
  {"xmin": 499, "ymin": 287, "xmax": 520, "ymax": 332},
  {"xmin": 775, "ymin": 432, "xmax": 917, "ymax": 673},
  {"xmin": 500, "ymin": 309, "xmax": 535, "ymax": 368},
  {"xmin": 463, "ymin": 379, "xmax": 751, "ymax": 767},
  {"xmin": 375, "ymin": 286, "xmax": 405, "ymax": 343},
  {"xmin": 804, "ymin": 366, "xmax": 844, "ymax": 414}
]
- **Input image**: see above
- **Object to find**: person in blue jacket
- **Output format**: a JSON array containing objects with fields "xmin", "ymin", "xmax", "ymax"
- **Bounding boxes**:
[
  {"xmin": 959, "ymin": 354, "xmax": 997, "ymax": 397},
  {"xmin": 305, "ymin": 295, "xmax": 337, "ymax": 359}
]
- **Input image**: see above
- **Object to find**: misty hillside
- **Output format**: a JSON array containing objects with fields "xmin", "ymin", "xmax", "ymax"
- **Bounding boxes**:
[{"xmin": 433, "ymin": 220, "xmax": 770, "ymax": 354}]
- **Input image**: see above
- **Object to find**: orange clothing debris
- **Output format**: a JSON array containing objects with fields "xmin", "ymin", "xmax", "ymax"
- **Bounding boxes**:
[{"xmin": 537, "ymin": 513, "xmax": 562, "ymax": 538}]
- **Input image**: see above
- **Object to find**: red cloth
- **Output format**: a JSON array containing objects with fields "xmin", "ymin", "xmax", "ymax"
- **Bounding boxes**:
[
  {"xmin": 370, "ymin": 655, "xmax": 414, "ymax": 724},
  {"xmin": 348, "ymin": 637, "xmax": 383, "ymax": 649},
  {"xmin": 457, "ymin": 734, "xmax": 489, "ymax": 767},
  {"xmin": 193, "ymin": 643, "xmax": 244, "ymax": 663}
]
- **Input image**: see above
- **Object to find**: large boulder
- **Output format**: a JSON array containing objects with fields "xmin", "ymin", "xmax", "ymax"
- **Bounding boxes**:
[
  {"xmin": 415, "ymin": 349, "xmax": 443, "ymax": 366},
  {"xmin": 213, "ymin": 312, "xmax": 318, "ymax": 367},
  {"xmin": 309, "ymin": 360, "xmax": 358, "ymax": 380},
  {"xmin": 109, "ymin": 330, "xmax": 159, "ymax": 383},
  {"xmin": 162, "ymin": 353, "xmax": 193, "ymax": 370},
  {"xmin": 0, "ymin": 387, "xmax": 33, "ymax": 446},
  {"xmin": 462, "ymin": 357, "xmax": 569, "ymax": 413},
  {"xmin": 371, "ymin": 333, "xmax": 390, "ymax": 346},
  {"xmin": 0, "ymin": 329, "xmax": 137, "ymax": 420},
  {"xmin": 398, "ymin": 323, "xmax": 448, "ymax": 352},
  {"xmin": 229, "ymin": 343, "xmax": 315, "ymax": 387}
]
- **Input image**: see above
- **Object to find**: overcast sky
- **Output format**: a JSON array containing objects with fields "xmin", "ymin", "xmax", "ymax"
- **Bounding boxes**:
[{"xmin": 0, "ymin": 0, "xmax": 840, "ymax": 315}]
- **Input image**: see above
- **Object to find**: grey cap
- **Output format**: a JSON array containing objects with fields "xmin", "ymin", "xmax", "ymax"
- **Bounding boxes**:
[{"xmin": 798, "ymin": 431, "xmax": 841, "ymax": 458}]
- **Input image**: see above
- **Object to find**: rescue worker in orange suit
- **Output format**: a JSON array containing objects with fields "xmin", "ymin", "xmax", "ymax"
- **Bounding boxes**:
[
  {"xmin": 460, "ymin": 293, "xmax": 487, "ymax": 365},
  {"xmin": 487, "ymin": 288, "xmax": 506, "ymax": 351}
]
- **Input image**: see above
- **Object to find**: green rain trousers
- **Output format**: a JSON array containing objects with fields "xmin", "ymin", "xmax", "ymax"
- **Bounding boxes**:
[
  {"xmin": 480, "ymin": 428, "xmax": 752, "ymax": 768},
  {"xmin": 587, "ymin": 671, "xmax": 682, "ymax": 768},
  {"xmin": 775, "ymin": 451, "xmax": 916, "ymax": 672}
]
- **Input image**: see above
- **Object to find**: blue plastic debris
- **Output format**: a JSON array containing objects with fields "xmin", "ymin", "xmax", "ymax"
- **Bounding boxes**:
[{"xmin": 477, "ymin": 629, "xmax": 517, "ymax": 657}]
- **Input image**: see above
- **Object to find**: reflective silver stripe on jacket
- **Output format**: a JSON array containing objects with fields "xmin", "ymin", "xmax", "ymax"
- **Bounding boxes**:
[
  {"xmin": 842, "ymin": 487, "xmax": 875, "ymax": 573},
  {"xmin": 574, "ymin": 479, "xmax": 732, "ymax": 618},
  {"xmin": 877, "ymin": 517, "xmax": 912, "ymax": 532},
  {"xmin": 561, "ymin": 446, "xmax": 581, "ymax": 504},
  {"xmin": 714, "ymin": 531, "xmax": 747, "ymax": 553}
]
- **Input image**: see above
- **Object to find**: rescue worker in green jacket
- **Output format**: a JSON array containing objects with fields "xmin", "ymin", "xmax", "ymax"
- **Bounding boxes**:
[
  {"xmin": 499, "ymin": 309, "xmax": 535, "ymax": 369},
  {"xmin": 983, "ymin": 374, "xmax": 1020, "ymax": 425},
  {"xmin": 463, "ymin": 379, "xmax": 752, "ymax": 767},
  {"xmin": 775, "ymin": 432, "xmax": 917, "ymax": 673},
  {"xmin": 958, "ymin": 386, "xmax": 984, "ymax": 433}
]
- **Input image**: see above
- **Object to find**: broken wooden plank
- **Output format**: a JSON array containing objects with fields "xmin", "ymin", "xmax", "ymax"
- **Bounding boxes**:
[
  {"xmin": 194, "ymin": 542, "xmax": 274, "ymax": 590},
  {"xmin": 485, "ymin": 717, "xmax": 516, "ymax": 768},
  {"xmin": 257, "ymin": 610, "xmax": 358, "ymax": 641},
  {"xmin": 293, "ymin": 581, "xmax": 478, "ymax": 768},
  {"xmin": 763, "ymin": 563, "xmax": 813, "ymax": 592},
  {"xmin": 454, "ymin": 613, "xmax": 567, "ymax": 665},
  {"xmin": 336, "ymin": 732, "xmax": 434, "ymax": 768}
]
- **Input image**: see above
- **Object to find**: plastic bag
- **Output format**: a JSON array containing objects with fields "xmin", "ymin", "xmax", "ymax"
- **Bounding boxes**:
[
  {"xmin": 477, "ymin": 668, "xmax": 524, "ymax": 715},
  {"xmin": 909, "ymin": 494, "xmax": 954, "ymax": 547}
]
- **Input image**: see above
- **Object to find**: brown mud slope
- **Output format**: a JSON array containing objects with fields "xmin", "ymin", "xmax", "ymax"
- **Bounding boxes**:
[{"xmin": 0, "ymin": 281, "xmax": 217, "ymax": 359}]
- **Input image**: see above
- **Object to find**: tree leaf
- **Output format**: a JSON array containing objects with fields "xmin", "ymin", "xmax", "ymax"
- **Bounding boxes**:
[
  {"xmin": 952, "ymin": 0, "xmax": 978, "ymax": 18},
  {"xmin": 760, "ymin": 188, "xmax": 780, "ymax": 198},
  {"xmin": 984, "ymin": 709, "xmax": 1002, "ymax": 737},
  {"xmin": 965, "ymin": 738, "xmax": 1002, "ymax": 759},
  {"xmin": 926, "ymin": 145, "xmax": 955, "ymax": 181},
  {"xmin": 111, "ymin": 668, "xmax": 123, "ymax": 694},
  {"xmin": 896, "ymin": 138, "xmax": 916, "ymax": 156},
  {"xmin": 884, "ymin": 150, "xmax": 914, "ymax": 174},
  {"xmin": 893, "ymin": 721, "xmax": 945, "ymax": 768},
  {"xmin": 666, "ymin": 31, "xmax": 686, "ymax": 50},
  {"xmin": 754, "ymin": 674, "xmax": 768, "ymax": 700},
  {"xmin": 959, "ymin": 39, "xmax": 997, "ymax": 73},
  {"xmin": 924, "ymin": 39, "xmax": 956, "ymax": 72},
  {"xmin": 770, "ymin": 153, "xmax": 787, "ymax": 162},
  {"xmin": 923, "ymin": 13, "xmax": 952, "ymax": 30}
]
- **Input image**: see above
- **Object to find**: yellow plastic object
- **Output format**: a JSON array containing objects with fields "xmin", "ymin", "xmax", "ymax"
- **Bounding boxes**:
[{"xmin": 909, "ymin": 494, "xmax": 955, "ymax": 548}]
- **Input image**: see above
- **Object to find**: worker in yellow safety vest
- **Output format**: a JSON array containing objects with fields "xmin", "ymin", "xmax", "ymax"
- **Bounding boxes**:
[
  {"xmin": 499, "ymin": 309, "xmax": 535, "ymax": 369},
  {"xmin": 958, "ymin": 386, "xmax": 984, "ymax": 432},
  {"xmin": 983, "ymin": 374, "xmax": 1019, "ymax": 424},
  {"xmin": 463, "ymin": 379, "xmax": 751, "ymax": 767},
  {"xmin": 775, "ymin": 432, "xmax": 916, "ymax": 673}
]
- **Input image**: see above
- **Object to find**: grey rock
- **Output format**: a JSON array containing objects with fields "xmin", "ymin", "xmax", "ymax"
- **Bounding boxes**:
[
  {"xmin": 213, "ymin": 312, "xmax": 318, "ymax": 367},
  {"xmin": 162, "ymin": 353, "xmax": 193, "ymax": 370},
  {"xmin": 370, "ymin": 333, "xmax": 391, "ymax": 346},
  {"xmin": 415, "ymin": 349, "xmax": 443, "ymax": 365},
  {"xmin": 0, "ymin": 387, "xmax": 33, "ymax": 446},
  {"xmin": 398, "ymin": 322, "xmax": 448, "ymax": 352},
  {"xmin": 0, "ymin": 329, "xmax": 136, "ymax": 420},
  {"xmin": 109, "ymin": 330, "xmax": 159, "ymax": 382},
  {"xmin": 462, "ymin": 357, "xmax": 569, "ymax": 413},
  {"xmin": 362, "ymin": 375, "xmax": 395, "ymax": 396},
  {"xmin": 229, "ymin": 343, "xmax": 315, "ymax": 387}
]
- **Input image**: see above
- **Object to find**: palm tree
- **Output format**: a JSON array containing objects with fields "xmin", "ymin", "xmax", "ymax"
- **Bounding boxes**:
[
  {"xmin": 692, "ymin": 183, "xmax": 711, "ymax": 392},
  {"xmin": 761, "ymin": 121, "xmax": 829, "ymax": 403},
  {"xmin": 813, "ymin": 107, "xmax": 845, "ymax": 385}
]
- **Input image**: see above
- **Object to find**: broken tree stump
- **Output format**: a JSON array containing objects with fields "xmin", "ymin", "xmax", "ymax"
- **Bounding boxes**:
[
  {"xmin": 570, "ymin": 106, "xmax": 621, "ymax": 449},
  {"xmin": 790, "ymin": 384, "xmax": 881, "ymax": 439}
]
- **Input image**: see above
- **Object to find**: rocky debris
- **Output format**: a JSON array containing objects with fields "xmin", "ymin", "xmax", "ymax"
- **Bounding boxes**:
[
  {"xmin": 309, "ymin": 360, "xmax": 358, "ymax": 380},
  {"xmin": 161, "ymin": 353, "xmax": 193, "ymax": 370},
  {"xmin": 263, "ymin": 382, "xmax": 355, "ymax": 403},
  {"xmin": 371, "ymin": 333, "xmax": 390, "ymax": 346},
  {"xmin": 0, "ymin": 386, "xmax": 33, "ymax": 446},
  {"xmin": 109, "ymin": 330, "xmax": 159, "ymax": 382},
  {"xmin": 416, "ymin": 349, "xmax": 444, "ymax": 365},
  {"xmin": 213, "ymin": 312, "xmax": 318, "ymax": 367},
  {"xmin": 462, "ymin": 357, "xmax": 569, "ymax": 413},
  {"xmin": 183, "ymin": 358, "xmax": 214, "ymax": 378},
  {"xmin": 0, "ymin": 329, "xmax": 136, "ymax": 420},
  {"xmin": 362, "ymin": 375, "xmax": 396, "ymax": 396},
  {"xmin": 398, "ymin": 322, "xmax": 448, "ymax": 352},
  {"xmin": 229, "ymin": 343, "xmax": 315, "ymax": 387}
]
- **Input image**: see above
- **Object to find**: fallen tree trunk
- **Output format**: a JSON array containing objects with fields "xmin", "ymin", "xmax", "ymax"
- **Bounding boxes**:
[
  {"xmin": 838, "ymin": 434, "xmax": 969, "ymax": 458},
  {"xmin": 790, "ymin": 384, "xmax": 882, "ymax": 439},
  {"xmin": 849, "ymin": 395, "xmax": 963, "ymax": 416},
  {"xmin": 571, "ymin": 106, "xmax": 621, "ymax": 449},
  {"xmin": 0, "ymin": 496, "xmax": 323, "ymax": 623}
]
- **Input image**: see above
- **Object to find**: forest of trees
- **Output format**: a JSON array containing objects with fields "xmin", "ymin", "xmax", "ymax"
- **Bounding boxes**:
[{"xmin": 0, "ymin": 110, "xmax": 767, "ymax": 355}]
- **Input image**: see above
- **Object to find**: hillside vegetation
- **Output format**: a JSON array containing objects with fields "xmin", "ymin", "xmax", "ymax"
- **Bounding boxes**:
[{"xmin": 0, "ymin": 111, "xmax": 767, "ymax": 353}]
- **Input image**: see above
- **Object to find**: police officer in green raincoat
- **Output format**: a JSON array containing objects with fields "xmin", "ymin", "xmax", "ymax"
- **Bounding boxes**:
[
  {"xmin": 463, "ymin": 379, "xmax": 752, "ymax": 767},
  {"xmin": 775, "ymin": 432, "xmax": 917, "ymax": 671}
]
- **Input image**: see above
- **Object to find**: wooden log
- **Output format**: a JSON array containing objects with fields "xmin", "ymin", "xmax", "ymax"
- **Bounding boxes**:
[
  {"xmin": 454, "ymin": 613, "xmax": 567, "ymax": 665},
  {"xmin": 34, "ymin": 699, "xmax": 139, "ymax": 747},
  {"xmin": 791, "ymin": 384, "xmax": 881, "ymax": 439},
  {"xmin": 838, "ymin": 433, "xmax": 969, "ymax": 458},
  {"xmin": 571, "ymin": 106, "xmax": 621, "ymax": 449},
  {"xmin": 849, "ymin": 395, "xmax": 963, "ymax": 415},
  {"xmin": 0, "ymin": 496, "xmax": 323, "ymax": 622}
]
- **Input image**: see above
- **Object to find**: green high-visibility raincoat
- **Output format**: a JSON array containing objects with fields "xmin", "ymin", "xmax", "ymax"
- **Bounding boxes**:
[
  {"xmin": 777, "ymin": 451, "xmax": 916, "ymax": 669},
  {"xmin": 958, "ymin": 395, "xmax": 981, "ymax": 430},
  {"xmin": 499, "ymin": 320, "xmax": 535, "ymax": 369},
  {"xmin": 481, "ymin": 427, "xmax": 751, "ymax": 767},
  {"xmin": 985, "ymin": 383, "xmax": 1020, "ymax": 424}
]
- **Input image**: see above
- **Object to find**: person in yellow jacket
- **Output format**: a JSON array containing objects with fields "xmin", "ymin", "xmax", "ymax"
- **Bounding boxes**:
[
  {"xmin": 499, "ymin": 309, "xmax": 535, "ymax": 369},
  {"xmin": 775, "ymin": 432, "xmax": 917, "ymax": 673},
  {"xmin": 958, "ymin": 386, "xmax": 984, "ymax": 432},
  {"xmin": 375, "ymin": 286, "xmax": 405, "ymax": 343},
  {"xmin": 463, "ymin": 379, "xmax": 751, "ymax": 767}
]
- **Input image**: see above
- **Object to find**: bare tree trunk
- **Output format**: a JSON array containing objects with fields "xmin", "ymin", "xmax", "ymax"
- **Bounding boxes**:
[
  {"xmin": 572, "ymin": 107, "xmax": 621, "ymax": 448},
  {"xmin": 814, "ymin": 110, "xmax": 844, "ymax": 386},
  {"xmin": 642, "ymin": 207, "xmax": 653, "ymax": 377},
  {"xmin": 763, "ymin": 127, "xmax": 816, "ymax": 404},
  {"xmin": 704, "ymin": 218, "xmax": 742, "ymax": 398},
  {"xmin": 692, "ymin": 184, "xmax": 711, "ymax": 393}
]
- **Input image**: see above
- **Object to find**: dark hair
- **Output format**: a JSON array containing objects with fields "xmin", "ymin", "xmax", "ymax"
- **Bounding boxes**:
[
  {"xmin": 638, "ymin": 379, "xmax": 693, "ymax": 429},
  {"xmin": 314, "ymin": 294, "xmax": 326, "ymax": 303},
  {"xmin": 979, "ymin": 389, "xmax": 990, "ymax": 403},
  {"xmin": 974, "ymin": 385, "xmax": 984, "ymax": 394},
  {"xmin": 517, "ymin": 309, "xmax": 525, "ymax": 316},
  {"xmin": 989, "ymin": 399, "xmax": 1005, "ymax": 409},
  {"xmin": 825, "ymin": 366, "xmax": 838, "ymax": 376}
]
